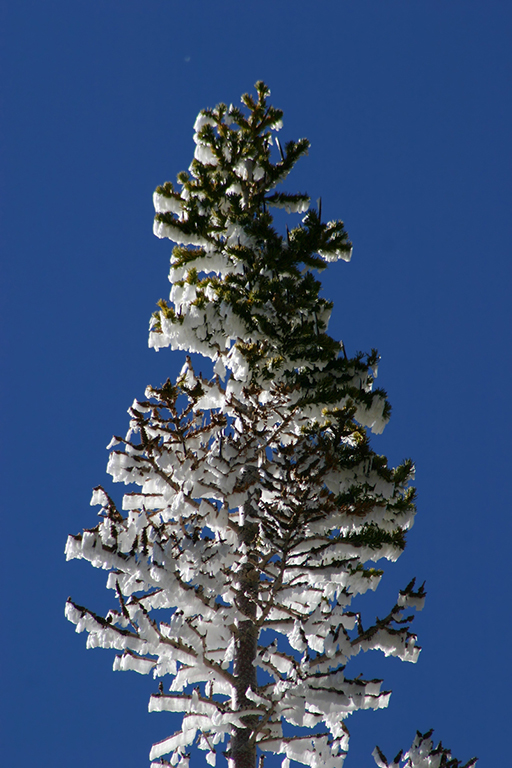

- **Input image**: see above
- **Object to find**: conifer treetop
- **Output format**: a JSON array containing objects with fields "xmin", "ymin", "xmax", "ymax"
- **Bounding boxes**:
[
  {"xmin": 150, "ymin": 82, "xmax": 389, "ymax": 435},
  {"xmin": 373, "ymin": 729, "xmax": 477, "ymax": 768}
]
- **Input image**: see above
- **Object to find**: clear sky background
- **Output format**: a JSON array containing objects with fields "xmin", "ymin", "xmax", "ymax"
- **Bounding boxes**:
[{"xmin": 1, "ymin": 2, "xmax": 511, "ymax": 766}]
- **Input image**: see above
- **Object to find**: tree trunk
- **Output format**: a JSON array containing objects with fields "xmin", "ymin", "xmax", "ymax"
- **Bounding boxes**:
[{"xmin": 231, "ymin": 513, "xmax": 259, "ymax": 768}]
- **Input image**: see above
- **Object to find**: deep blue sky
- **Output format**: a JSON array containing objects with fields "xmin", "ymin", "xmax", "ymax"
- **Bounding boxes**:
[{"xmin": 1, "ymin": 2, "xmax": 511, "ymax": 766}]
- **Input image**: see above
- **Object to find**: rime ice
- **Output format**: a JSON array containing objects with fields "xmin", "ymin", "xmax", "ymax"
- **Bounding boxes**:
[{"xmin": 66, "ymin": 82, "xmax": 427, "ymax": 768}]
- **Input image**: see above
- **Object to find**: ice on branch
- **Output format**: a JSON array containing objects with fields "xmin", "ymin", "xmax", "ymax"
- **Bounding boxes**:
[
  {"xmin": 65, "ymin": 81, "xmax": 462, "ymax": 768},
  {"xmin": 66, "ymin": 345, "xmax": 418, "ymax": 767}
]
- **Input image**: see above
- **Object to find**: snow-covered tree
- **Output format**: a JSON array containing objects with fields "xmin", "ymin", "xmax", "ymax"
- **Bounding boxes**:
[{"xmin": 66, "ymin": 82, "xmax": 476, "ymax": 768}]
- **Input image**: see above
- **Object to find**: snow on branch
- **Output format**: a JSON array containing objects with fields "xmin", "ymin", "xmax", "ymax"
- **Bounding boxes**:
[
  {"xmin": 65, "ymin": 81, "xmax": 467, "ymax": 768},
  {"xmin": 66, "ymin": 356, "xmax": 418, "ymax": 766}
]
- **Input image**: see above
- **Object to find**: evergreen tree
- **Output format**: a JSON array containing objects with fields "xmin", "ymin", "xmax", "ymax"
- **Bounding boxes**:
[{"xmin": 66, "ymin": 82, "xmax": 476, "ymax": 768}]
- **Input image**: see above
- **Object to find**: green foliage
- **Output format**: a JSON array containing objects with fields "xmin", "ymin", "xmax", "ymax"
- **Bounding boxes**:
[{"xmin": 152, "ymin": 82, "xmax": 358, "ymax": 390}]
